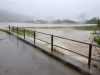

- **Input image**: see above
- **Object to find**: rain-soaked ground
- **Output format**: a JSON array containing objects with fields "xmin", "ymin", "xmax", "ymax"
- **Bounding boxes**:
[{"xmin": 0, "ymin": 31, "xmax": 82, "ymax": 75}]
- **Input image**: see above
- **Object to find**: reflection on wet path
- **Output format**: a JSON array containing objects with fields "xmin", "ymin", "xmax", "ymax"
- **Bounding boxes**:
[{"xmin": 0, "ymin": 31, "xmax": 81, "ymax": 75}]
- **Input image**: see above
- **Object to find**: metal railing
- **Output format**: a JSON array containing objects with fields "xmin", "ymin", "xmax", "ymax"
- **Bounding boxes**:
[{"xmin": 9, "ymin": 25, "xmax": 100, "ymax": 68}]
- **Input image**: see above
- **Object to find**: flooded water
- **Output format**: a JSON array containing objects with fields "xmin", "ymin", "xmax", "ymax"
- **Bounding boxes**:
[
  {"xmin": 0, "ymin": 22, "xmax": 92, "ymax": 42},
  {"xmin": 0, "ymin": 22, "xmax": 93, "ymax": 28},
  {"xmin": 25, "ymin": 28, "xmax": 92, "ymax": 64},
  {"xmin": 0, "ymin": 22, "xmax": 93, "ymax": 64}
]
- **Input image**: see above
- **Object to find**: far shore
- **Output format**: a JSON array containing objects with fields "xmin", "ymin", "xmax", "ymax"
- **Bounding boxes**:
[{"xmin": 0, "ymin": 22, "xmax": 96, "ymax": 28}]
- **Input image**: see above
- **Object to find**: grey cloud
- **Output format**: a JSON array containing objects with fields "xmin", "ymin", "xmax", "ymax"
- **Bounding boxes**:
[{"xmin": 0, "ymin": 0, "xmax": 100, "ymax": 21}]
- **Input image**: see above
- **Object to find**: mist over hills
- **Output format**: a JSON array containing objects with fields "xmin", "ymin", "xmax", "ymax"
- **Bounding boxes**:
[
  {"xmin": 85, "ymin": 17, "xmax": 97, "ymax": 24},
  {"xmin": 0, "ymin": 8, "xmax": 31, "ymax": 22},
  {"xmin": 0, "ymin": 8, "xmax": 98, "ymax": 24},
  {"xmin": 0, "ymin": 9, "xmax": 77, "ymax": 23}
]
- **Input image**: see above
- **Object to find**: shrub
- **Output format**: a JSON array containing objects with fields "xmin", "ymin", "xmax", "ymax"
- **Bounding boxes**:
[{"xmin": 93, "ymin": 36, "xmax": 100, "ymax": 45}]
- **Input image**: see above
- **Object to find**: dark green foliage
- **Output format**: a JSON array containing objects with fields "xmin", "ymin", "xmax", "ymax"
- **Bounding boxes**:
[
  {"xmin": 97, "ymin": 17, "xmax": 100, "ymax": 30},
  {"xmin": 93, "ymin": 18, "xmax": 100, "ymax": 46},
  {"xmin": 74, "ymin": 18, "xmax": 100, "ymax": 46},
  {"xmin": 62, "ymin": 19, "xmax": 76, "ymax": 23},
  {"xmin": 53, "ymin": 19, "xmax": 76, "ymax": 24},
  {"xmin": 86, "ymin": 17, "xmax": 97, "ymax": 24},
  {"xmin": 93, "ymin": 36, "xmax": 100, "ymax": 45}
]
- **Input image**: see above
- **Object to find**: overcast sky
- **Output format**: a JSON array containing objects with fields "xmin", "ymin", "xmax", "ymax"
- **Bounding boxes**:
[{"xmin": 0, "ymin": 0, "xmax": 100, "ymax": 21}]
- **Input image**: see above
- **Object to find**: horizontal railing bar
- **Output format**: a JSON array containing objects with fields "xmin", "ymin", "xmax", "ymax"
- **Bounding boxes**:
[
  {"xmin": 91, "ymin": 58, "xmax": 100, "ymax": 63},
  {"xmin": 11, "ymin": 26, "xmax": 32, "ymax": 31},
  {"xmin": 25, "ymin": 35, "xmax": 33, "ymax": 37},
  {"xmin": 10, "ymin": 26, "xmax": 100, "ymax": 63},
  {"xmin": 25, "ymin": 29, "xmax": 33, "ymax": 31},
  {"xmin": 36, "ymin": 38, "xmax": 51, "ymax": 44},
  {"xmin": 18, "ymin": 28, "xmax": 24, "ymax": 29},
  {"xmin": 10, "ymin": 26, "xmax": 100, "ymax": 48},
  {"xmin": 35, "ymin": 31, "xmax": 51, "ymax": 36},
  {"xmin": 53, "ymin": 35, "xmax": 90, "ymax": 45},
  {"xmin": 53, "ymin": 44, "xmax": 88, "ymax": 58},
  {"xmin": 11, "ymin": 26, "xmax": 24, "ymax": 29},
  {"xmin": 92, "ymin": 44, "xmax": 100, "ymax": 48}
]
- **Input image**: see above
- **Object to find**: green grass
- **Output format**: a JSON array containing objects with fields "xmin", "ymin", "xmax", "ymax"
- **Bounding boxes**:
[
  {"xmin": 0, "ymin": 27, "xmax": 35, "ymax": 38},
  {"xmin": 11, "ymin": 27, "xmax": 35, "ymax": 36},
  {"xmin": 73, "ymin": 25, "xmax": 98, "ymax": 31},
  {"xmin": 11, "ymin": 28, "xmax": 23, "ymax": 35},
  {"xmin": 0, "ymin": 28, "xmax": 9, "ymax": 33}
]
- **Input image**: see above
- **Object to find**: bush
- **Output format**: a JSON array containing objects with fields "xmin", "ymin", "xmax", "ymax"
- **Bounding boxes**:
[{"xmin": 93, "ymin": 36, "xmax": 100, "ymax": 45}]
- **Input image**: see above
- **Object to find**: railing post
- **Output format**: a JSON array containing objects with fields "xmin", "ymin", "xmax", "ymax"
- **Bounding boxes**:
[
  {"xmin": 51, "ymin": 35, "xmax": 53, "ymax": 51},
  {"xmin": 24, "ymin": 29, "xmax": 25, "ymax": 39},
  {"xmin": 34, "ymin": 31, "xmax": 35, "ymax": 44},
  {"xmin": 9, "ymin": 25, "xmax": 10, "ymax": 31},
  {"xmin": 17, "ymin": 27, "xmax": 18, "ymax": 35},
  {"xmin": 88, "ymin": 44, "xmax": 92, "ymax": 68},
  {"xmin": 11, "ymin": 26, "xmax": 13, "ymax": 32},
  {"xmin": 13, "ymin": 26, "xmax": 14, "ymax": 33}
]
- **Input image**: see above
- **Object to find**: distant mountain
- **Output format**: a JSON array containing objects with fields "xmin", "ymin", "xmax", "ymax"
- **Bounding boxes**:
[
  {"xmin": 53, "ymin": 19, "xmax": 77, "ymax": 24},
  {"xmin": 85, "ymin": 17, "xmax": 97, "ymax": 24},
  {"xmin": 0, "ymin": 8, "xmax": 31, "ymax": 22},
  {"xmin": 62, "ymin": 19, "xmax": 77, "ymax": 23}
]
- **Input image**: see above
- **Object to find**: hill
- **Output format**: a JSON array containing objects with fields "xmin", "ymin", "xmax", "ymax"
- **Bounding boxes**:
[
  {"xmin": 0, "ymin": 8, "xmax": 31, "ymax": 22},
  {"xmin": 85, "ymin": 17, "xmax": 97, "ymax": 24}
]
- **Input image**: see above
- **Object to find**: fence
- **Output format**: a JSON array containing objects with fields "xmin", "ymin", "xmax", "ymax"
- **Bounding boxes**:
[{"xmin": 9, "ymin": 25, "xmax": 100, "ymax": 68}]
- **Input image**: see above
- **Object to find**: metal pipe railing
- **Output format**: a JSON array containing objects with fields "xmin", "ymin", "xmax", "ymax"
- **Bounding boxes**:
[
  {"xmin": 34, "ymin": 31, "xmax": 35, "ymax": 44},
  {"xmin": 51, "ymin": 35, "xmax": 53, "ymax": 51},
  {"xmin": 88, "ymin": 44, "xmax": 92, "ymax": 68},
  {"xmin": 53, "ymin": 44, "xmax": 88, "ymax": 58},
  {"xmin": 9, "ymin": 25, "xmax": 10, "ymax": 31},
  {"xmin": 9, "ymin": 25, "xmax": 100, "ymax": 68},
  {"xmin": 36, "ymin": 31, "xmax": 51, "ymax": 36},
  {"xmin": 53, "ymin": 35, "xmax": 90, "ymax": 45},
  {"xmin": 36, "ymin": 38, "xmax": 51, "ymax": 44},
  {"xmin": 24, "ymin": 29, "xmax": 25, "ymax": 39},
  {"xmin": 17, "ymin": 27, "xmax": 18, "ymax": 35}
]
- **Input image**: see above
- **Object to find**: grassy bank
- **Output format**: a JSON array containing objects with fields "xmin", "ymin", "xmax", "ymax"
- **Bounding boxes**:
[
  {"xmin": 11, "ymin": 27, "xmax": 35, "ymax": 37},
  {"xmin": 0, "ymin": 27, "xmax": 35, "ymax": 37},
  {"xmin": 73, "ymin": 25, "xmax": 98, "ymax": 31},
  {"xmin": 0, "ymin": 28, "xmax": 9, "ymax": 33}
]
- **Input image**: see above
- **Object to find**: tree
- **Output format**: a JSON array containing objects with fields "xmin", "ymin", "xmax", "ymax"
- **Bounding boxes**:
[
  {"xmin": 93, "ymin": 18, "xmax": 100, "ymax": 45},
  {"xmin": 91, "ymin": 17, "xmax": 100, "ymax": 68},
  {"xmin": 86, "ymin": 17, "xmax": 97, "ymax": 24}
]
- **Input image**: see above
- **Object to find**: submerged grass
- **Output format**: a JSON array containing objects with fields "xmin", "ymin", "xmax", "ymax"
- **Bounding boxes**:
[{"xmin": 73, "ymin": 25, "xmax": 98, "ymax": 31}]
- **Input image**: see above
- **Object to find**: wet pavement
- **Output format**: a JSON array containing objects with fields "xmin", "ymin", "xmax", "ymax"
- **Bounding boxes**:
[{"xmin": 0, "ymin": 31, "xmax": 82, "ymax": 75}]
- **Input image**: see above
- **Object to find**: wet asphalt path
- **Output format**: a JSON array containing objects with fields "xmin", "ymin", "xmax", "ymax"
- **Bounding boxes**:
[{"xmin": 0, "ymin": 31, "xmax": 82, "ymax": 75}]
